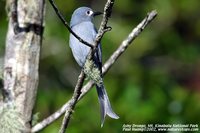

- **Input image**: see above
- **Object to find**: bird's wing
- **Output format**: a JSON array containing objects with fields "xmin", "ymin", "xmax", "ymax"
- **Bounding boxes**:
[{"xmin": 93, "ymin": 26, "xmax": 103, "ymax": 71}]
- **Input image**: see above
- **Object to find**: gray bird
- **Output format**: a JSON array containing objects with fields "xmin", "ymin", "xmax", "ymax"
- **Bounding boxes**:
[{"xmin": 69, "ymin": 7, "xmax": 119, "ymax": 126}]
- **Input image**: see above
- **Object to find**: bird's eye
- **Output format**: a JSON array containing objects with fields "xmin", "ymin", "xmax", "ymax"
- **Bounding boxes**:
[{"xmin": 86, "ymin": 10, "xmax": 93, "ymax": 16}]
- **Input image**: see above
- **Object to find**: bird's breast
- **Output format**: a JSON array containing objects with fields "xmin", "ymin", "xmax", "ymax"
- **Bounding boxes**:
[{"xmin": 69, "ymin": 22, "xmax": 96, "ymax": 67}]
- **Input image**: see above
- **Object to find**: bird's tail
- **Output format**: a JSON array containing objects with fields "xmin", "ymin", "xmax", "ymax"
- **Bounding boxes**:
[{"xmin": 96, "ymin": 84, "xmax": 119, "ymax": 127}]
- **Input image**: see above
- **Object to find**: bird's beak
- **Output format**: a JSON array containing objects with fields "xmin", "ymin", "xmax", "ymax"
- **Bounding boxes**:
[{"xmin": 93, "ymin": 11, "xmax": 103, "ymax": 17}]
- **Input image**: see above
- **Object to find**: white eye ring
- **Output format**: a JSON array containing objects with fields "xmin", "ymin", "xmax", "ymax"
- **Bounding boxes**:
[{"xmin": 86, "ymin": 10, "xmax": 93, "ymax": 16}]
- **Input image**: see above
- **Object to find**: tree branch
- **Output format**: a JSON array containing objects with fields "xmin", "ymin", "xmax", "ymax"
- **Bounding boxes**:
[
  {"xmin": 31, "ymin": 9, "xmax": 157, "ymax": 133},
  {"xmin": 48, "ymin": 0, "xmax": 93, "ymax": 48},
  {"xmin": 79, "ymin": 10, "xmax": 158, "ymax": 99},
  {"xmin": 59, "ymin": 71, "xmax": 85, "ymax": 133}
]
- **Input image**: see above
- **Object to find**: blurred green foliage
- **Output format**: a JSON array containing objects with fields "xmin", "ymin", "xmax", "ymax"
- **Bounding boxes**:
[{"xmin": 0, "ymin": 0, "xmax": 200, "ymax": 132}]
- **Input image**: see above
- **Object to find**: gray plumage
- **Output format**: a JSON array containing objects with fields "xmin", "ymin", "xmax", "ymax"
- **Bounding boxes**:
[{"xmin": 69, "ymin": 7, "xmax": 119, "ymax": 127}]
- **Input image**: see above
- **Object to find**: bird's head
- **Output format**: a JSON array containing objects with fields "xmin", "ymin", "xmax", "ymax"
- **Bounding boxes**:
[{"xmin": 70, "ymin": 7, "xmax": 102, "ymax": 27}]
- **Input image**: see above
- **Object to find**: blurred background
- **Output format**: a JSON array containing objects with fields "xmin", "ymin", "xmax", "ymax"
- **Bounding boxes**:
[{"xmin": 0, "ymin": 0, "xmax": 200, "ymax": 132}]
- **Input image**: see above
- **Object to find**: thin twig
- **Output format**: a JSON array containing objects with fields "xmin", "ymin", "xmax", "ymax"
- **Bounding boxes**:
[
  {"xmin": 88, "ymin": 0, "xmax": 115, "ymax": 60},
  {"xmin": 48, "ymin": 0, "xmax": 93, "ymax": 48},
  {"xmin": 31, "ymin": 10, "xmax": 157, "ymax": 133},
  {"xmin": 96, "ymin": 0, "xmax": 114, "ymax": 43}
]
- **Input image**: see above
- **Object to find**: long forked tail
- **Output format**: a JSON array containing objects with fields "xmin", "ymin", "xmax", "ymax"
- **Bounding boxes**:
[{"xmin": 96, "ymin": 84, "xmax": 119, "ymax": 127}]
